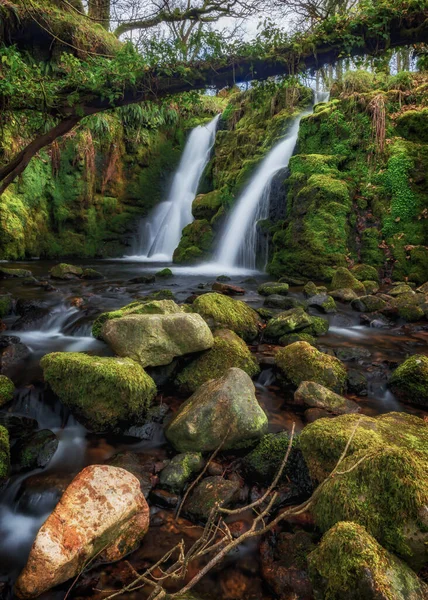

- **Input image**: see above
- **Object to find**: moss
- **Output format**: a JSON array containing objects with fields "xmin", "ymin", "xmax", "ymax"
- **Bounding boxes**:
[
  {"xmin": 50, "ymin": 263, "xmax": 83, "ymax": 279},
  {"xmin": 306, "ymin": 316, "xmax": 329, "ymax": 337},
  {"xmin": 0, "ymin": 425, "xmax": 10, "ymax": 481},
  {"xmin": 0, "ymin": 295, "xmax": 12, "ymax": 318},
  {"xmin": 395, "ymin": 108, "xmax": 428, "ymax": 143},
  {"xmin": 41, "ymin": 352, "xmax": 157, "ymax": 431},
  {"xmin": 0, "ymin": 266, "xmax": 32, "ymax": 278},
  {"xmin": 350, "ymin": 264, "xmax": 380, "ymax": 282},
  {"xmin": 192, "ymin": 189, "xmax": 224, "ymax": 220},
  {"xmin": 275, "ymin": 341, "xmax": 347, "ymax": 393},
  {"xmin": 389, "ymin": 355, "xmax": 428, "ymax": 407},
  {"xmin": 159, "ymin": 452, "xmax": 204, "ymax": 492},
  {"xmin": 243, "ymin": 431, "xmax": 295, "ymax": 482},
  {"xmin": 258, "ymin": 282, "xmax": 289, "ymax": 296},
  {"xmin": 0, "ymin": 375, "xmax": 14, "ymax": 406},
  {"xmin": 176, "ymin": 329, "xmax": 260, "ymax": 394},
  {"xmin": 173, "ymin": 220, "xmax": 214, "ymax": 264},
  {"xmin": 279, "ymin": 332, "xmax": 316, "ymax": 346},
  {"xmin": 308, "ymin": 522, "xmax": 428, "ymax": 600},
  {"xmin": 192, "ymin": 293, "xmax": 261, "ymax": 342},
  {"xmin": 331, "ymin": 268, "xmax": 365, "ymax": 294},
  {"xmin": 265, "ymin": 307, "xmax": 313, "ymax": 341}
]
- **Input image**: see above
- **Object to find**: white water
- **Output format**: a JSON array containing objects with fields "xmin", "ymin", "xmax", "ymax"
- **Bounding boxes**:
[{"xmin": 128, "ymin": 114, "xmax": 220, "ymax": 262}]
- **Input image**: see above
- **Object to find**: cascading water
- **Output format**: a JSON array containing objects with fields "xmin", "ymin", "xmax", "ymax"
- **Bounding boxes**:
[
  {"xmin": 130, "ymin": 114, "xmax": 220, "ymax": 261},
  {"xmin": 214, "ymin": 91, "xmax": 329, "ymax": 271}
]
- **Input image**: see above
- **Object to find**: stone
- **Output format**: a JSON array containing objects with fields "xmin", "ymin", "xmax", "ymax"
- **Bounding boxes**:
[
  {"xmin": 0, "ymin": 413, "xmax": 37, "ymax": 438},
  {"xmin": 362, "ymin": 280, "xmax": 379, "ymax": 295},
  {"xmin": 160, "ymin": 453, "xmax": 204, "ymax": 492},
  {"xmin": 0, "ymin": 267, "xmax": 32, "ymax": 279},
  {"xmin": 175, "ymin": 328, "xmax": 259, "ymax": 395},
  {"xmin": 303, "ymin": 281, "xmax": 319, "ymax": 298},
  {"xmin": 389, "ymin": 354, "xmax": 428, "ymax": 407},
  {"xmin": 49, "ymin": 263, "xmax": 83, "ymax": 280},
  {"xmin": 166, "ymin": 368, "xmax": 268, "ymax": 452},
  {"xmin": 216, "ymin": 275, "xmax": 231, "ymax": 282},
  {"xmin": 329, "ymin": 288, "xmax": 358, "ymax": 303},
  {"xmin": 0, "ymin": 341, "xmax": 31, "ymax": 376},
  {"xmin": 275, "ymin": 342, "xmax": 347, "ymax": 393},
  {"xmin": 0, "ymin": 425, "xmax": 10, "ymax": 481},
  {"xmin": 156, "ymin": 268, "xmax": 173, "ymax": 278},
  {"xmin": 184, "ymin": 476, "xmax": 240, "ymax": 521},
  {"xmin": 350, "ymin": 263, "xmax": 380, "ymax": 282},
  {"xmin": 263, "ymin": 295, "xmax": 302, "ymax": 310},
  {"xmin": 305, "ymin": 294, "xmax": 337, "ymax": 313},
  {"xmin": 264, "ymin": 307, "xmax": 314, "ymax": 340},
  {"xmin": 279, "ymin": 275, "xmax": 307, "ymax": 286},
  {"xmin": 12, "ymin": 429, "xmax": 58, "ymax": 472},
  {"xmin": 294, "ymin": 381, "xmax": 360, "ymax": 415},
  {"xmin": 128, "ymin": 274, "xmax": 156, "ymax": 284},
  {"xmin": 335, "ymin": 347, "xmax": 371, "ymax": 361},
  {"xmin": 15, "ymin": 465, "xmax": 150, "ymax": 599},
  {"xmin": 41, "ymin": 352, "xmax": 157, "ymax": 431},
  {"xmin": 416, "ymin": 282, "xmax": 428, "ymax": 294},
  {"xmin": 0, "ymin": 374, "xmax": 14, "ymax": 406},
  {"xmin": 211, "ymin": 282, "xmax": 245, "ymax": 295},
  {"xmin": 258, "ymin": 282, "xmax": 289, "ymax": 296},
  {"xmin": 81, "ymin": 268, "xmax": 103, "ymax": 280},
  {"xmin": 347, "ymin": 369, "xmax": 368, "ymax": 396},
  {"xmin": 351, "ymin": 295, "xmax": 387, "ymax": 312},
  {"xmin": 0, "ymin": 295, "xmax": 12, "ymax": 318},
  {"xmin": 331, "ymin": 268, "xmax": 365, "ymax": 295},
  {"xmin": 389, "ymin": 283, "xmax": 414, "ymax": 296},
  {"xmin": 102, "ymin": 312, "xmax": 214, "ymax": 368}
]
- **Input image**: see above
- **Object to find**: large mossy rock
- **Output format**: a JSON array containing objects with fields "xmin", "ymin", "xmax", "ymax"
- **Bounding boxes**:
[
  {"xmin": 294, "ymin": 381, "xmax": 360, "ymax": 415},
  {"xmin": 331, "ymin": 268, "xmax": 365, "ymax": 295},
  {"xmin": 0, "ymin": 425, "xmax": 10, "ymax": 481},
  {"xmin": 192, "ymin": 190, "xmax": 223, "ymax": 220},
  {"xmin": 389, "ymin": 355, "xmax": 428, "ymax": 407},
  {"xmin": 309, "ymin": 521, "xmax": 428, "ymax": 600},
  {"xmin": 192, "ymin": 293, "xmax": 261, "ymax": 342},
  {"xmin": 264, "ymin": 307, "xmax": 328, "ymax": 342},
  {"xmin": 172, "ymin": 220, "xmax": 214, "ymax": 264},
  {"xmin": 49, "ymin": 263, "xmax": 83, "ymax": 280},
  {"xmin": 258, "ymin": 282, "xmax": 289, "ymax": 296},
  {"xmin": 41, "ymin": 352, "xmax": 157, "ymax": 432},
  {"xmin": 350, "ymin": 264, "xmax": 380, "ymax": 282},
  {"xmin": 275, "ymin": 342, "xmax": 347, "ymax": 393},
  {"xmin": 300, "ymin": 412, "xmax": 428, "ymax": 568},
  {"xmin": 183, "ymin": 476, "xmax": 240, "ymax": 521},
  {"xmin": 102, "ymin": 312, "xmax": 214, "ymax": 368},
  {"xmin": 166, "ymin": 368, "xmax": 268, "ymax": 452},
  {"xmin": 0, "ymin": 267, "xmax": 32, "ymax": 279},
  {"xmin": 15, "ymin": 465, "xmax": 150, "ymax": 599},
  {"xmin": 175, "ymin": 329, "xmax": 260, "ymax": 395},
  {"xmin": 0, "ymin": 374, "xmax": 14, "ymax": 406}
]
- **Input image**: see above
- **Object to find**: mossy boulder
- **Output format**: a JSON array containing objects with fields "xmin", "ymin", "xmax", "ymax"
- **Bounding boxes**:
[
  {"xmin": 49, "ymin": 263, "xmax": 83, "ymax": 280},
  {"xmin": 159, "ymin": 453, "xmax": 204, "ymax": 493},
  {"xmin": 81, "ymin": 268, "xmax": 103, "ymax": 280},
  {"xmin": 0, "ymin": 267, "xmax": 32, "ymax": 279},
  {"xmin": 294, "ymin": 381, "xmax": 360, "ymax": 415},
  {"xmin": 258, "ymin": 282, "xmax": 289, "ymax": 297},
  {"xmin": 12, "ymin": 429, "xmax": 58, "ymax": 473},
  {"xmin": 300, "ymin": 412, "xmax": 428, "ymax": 567},
  {"xmin": 279, "ymin": 332, "xmax": 316, "ymax": 346},
  {"xmin": 192, "ymin": 190, "xmax": 223, "ymax": 220},
  {"xmin": 0, "ymin": 375, "xmax": 14, "ymax": 406},
  {"xmin": 183, "ymin": 476, "xmax": 240, "ymax": 521},
  {"xmin": 264, "ymin": 307, "xmax": 313, "ymax": 341},
  {"xmin": 0, "ymin": 425, "xmax": 10, "ymax": 481},
  {"xmin": 192, "ymin": 293, "xmax": 261, "ymax": 342},
  {"xmin": 309, "ymin": 522, "xmax": 428, "ymax": 600},
  {"xmin": 389, "ymin": 355, "xmax": 428, "ymax": 407},
  {"xmin": 275, "ymin": 342, "xmax": 347, "ymax": 393},
  {"xmin": 263, "ymin": 295, "xmax": 302, "ymax": 310},
  {"xmin": 306, "ymin": 294, "xmax": 337, "ymax": 313},
  {"xmin": 331, "ymin": 268, "xmax": 365, "ymax": 295},
  {"xmin": 330, "ymin": 288, "xmax": 358, "ymax": 303},
  {"xmin": 41, "ymin": 352, "xmax": 157, "ymax": 432},
  {"xmin": 175, "ymin": 329, "xmax": 259, "ymax": 395},
  {"xmin": 166, "ymin": 368, "xmax": 268, "ymax": 452},
  {"xmin": 303, "ymin": 281, "xmax": 319, "ymax": 297},
  {"xmin": 351, "ymin": 295, "xmax": 387, "ymax": 312},
  {"xmin": 156, "ymin": 268, "xmax": 173, "ymax": 278},
  {"xmin": 0, "ymin": 295, "xmax": 12, "ymax": 318},
  {"xmin": 362, "ymin": 280, "xmax": 380, "ymax": 295},
  {"xmin": 173, "ymin": 220, "xmax": 214, "ymax": 264},
  {"xmin": 350, "ymin": 264, "xmax": 380, "ymax": 282}
]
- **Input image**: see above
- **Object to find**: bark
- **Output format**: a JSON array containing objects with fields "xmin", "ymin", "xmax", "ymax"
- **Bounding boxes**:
[{"xmin": 88, "ymin": 0, "xmax": 111, "ymax": 30}]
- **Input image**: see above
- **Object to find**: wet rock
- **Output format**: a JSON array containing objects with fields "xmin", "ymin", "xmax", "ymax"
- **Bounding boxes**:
[
  {"xmin": 211, "ymin": 282, "xmax": 245, "ymax": 295},
  {"xmin": 217, "ymin": 275, "xmax": 231, "ymax": 282},
  {"xmin": 389, "ymin": 354, "xmax": 428, "ymax": 407},
  {"xmin": 166, "ymin": 368, "xmax": 268, "ymax": 452},
  {"xmin": 159, "ymin": 452, "xmax": 204, "ymax": 492},
  {"xmin": 12, "ymin": 299, "xmax": 51, "ymax": 330},
  {"xmin": 15, "ymin": 465, "xmax": 150, "ymax": 599},
  {"xmin": 347, "ymin": 369, "xmax": 368, "ymax": 396},
  {"xmin": 49, "ymin": 263, "xmax": 83, "ymax": 280},
  {"xmin": 279, "ymin": 275, "xmax": 307, "ymax": 286},
  {"xmin": 309, "ymin": 522, "xmax": 428, "ymax": 600},
  {"xmin": 102, "ymin": 312, "xmax": 214, "ymax": 368},
  {"xmin": 144, "ymin": 289, "xmax": 177, "ymax": 301},
  {"xmin": 275, "ymin": 342, "xmax": 347, "ymax": 393},
  {"xmin": 294, "ymin": 381, "xmax": 360, "ymax": 415},
  {"xmin": 128, "ymin": 274, "xmax": 156, "ymax": 284},
  {"xmin": 306, "ymin": 294, "xmax": 337, "ymax": 313},
  {"xmin": 351, "ymin": 295, "xmax": 387, "ymax": 312},
  {"xmin": 279, "ymin": 332, "xmax": 316, "ymax": 346},
  {"xmin": 359, "ymin": 313, "xmax": 390, "ymax": 328},
  {"xmin": 184, "ymin": 476, "xmax": 240, "ymax": 521},
  {"xmin": 175, "ymin": 328, "xmax": 259, "ymax": 395},
  {"xmin": 107, "ymin": 451, "xmax": 159, "ymax": 497},
  {"xmin": 331, "ymin": 267, "xmax": 365, "ymax": 295},
  {"xmin": 156, "ymin": 268, "xmax": 173, "ymax": 278},
  {"xmin": 11, "ymin": 429, "xmax": 58, "ymax": 472},
  {"xmin": 0, "ymin": 295, "xmax": 12, "ymax": 318},
  {"xmin": 0, "ymin": 341, "xmax": 31, "ymax": 376},
  {"xmin": 0, "ymin": 425, "xmax": 10, "ymax": 482},
  {"xmin": 0, "ymin": 413, "xmax": 37, "ymax": 438},
  {"xmin": 263, "ymin": 295, "xmax": 302, "ymax": 310},
  {"xmin": 256, "ymin": 307, "xmax": 275, "ymax": 321},
  {"xmin": 0, "ymin": 267, "xmax": 32, "ymax": 279},
  {"xmin": 362, "ymin": 280, "xmax": 380, "ymax": 295},
  {"xmin": 302, "ymin": 281, "xmax": 319, "ymax": 298},
  {"xmin": 41, "ymin": 352, "xmax": 157, "ymax": 432},
  {"xmin": 149, "ymin": 488, "xmax": 179, "ymax": 509},
  {"xmin": 264, "ymin": 307, "xmax": 314, "ymax": 340},
  {"xmin": 350, "ymin": 264, "xmax": 380, "ymax": 282},
  {"xmin": 416, "ymin": 281, "xmax": 428, "ymax": 294},
  {"xmin": 335, "ymin": 347, "xmax": 371, "ymax": 362},
  {"xmin": 0, "ymin": 374, "xmax": 14, "ymax": 406},
  {"xmin": 304, "ymin": 408, "xmax": 335, "ymax": 423},
  {"xmin": 389, "ymin": 283, "xmax": 414, "ymax": 296},
  {"xmin": 81, "ymin": 268, "xmax": 103, "ymax": 280},
  {"xmin": 192, "ymin": 293, "xmax": 262, "ymax": 342},
  {"xmin": 258, "ymin": 282, "xmax": 289, "ymax": 297}
]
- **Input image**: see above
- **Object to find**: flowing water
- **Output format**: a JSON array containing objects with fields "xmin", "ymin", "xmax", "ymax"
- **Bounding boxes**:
[{"xmin": 129, "ymin": 114, "xmax": 220, "ymax": 262}]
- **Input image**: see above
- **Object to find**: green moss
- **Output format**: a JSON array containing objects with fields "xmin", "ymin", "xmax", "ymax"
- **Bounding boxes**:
[
  {"xmin": 350, "ymin": 264, "xmax": 380, "ymax": 282},
  {"xmin": 243, "ymin": 431, "xmax": 296, "ymax": 482},
  {"xmin": 159, "ymin": 452, "xmax": 204, "ymax": 492},
  {"xmin": 50, "ymin": 263, "xmax": 83, "ymax": 279},
  {"xmin": 176, "ymin": 329, "xmax": 260, "ymax": 394},
  {"xmin": 0, "ymin": 266, "xmax": 32, "ymax": 278},
  {"xmin": 173, "ymin": 220, "xmax": 214, "ymax": 264},
  {"xmin": 331, "ymin": 268, "xmax": 365, "ymax": 294},
  {"xmin": 395, "ymin": 107, "xmax": 428, "ymax": 143},
  {"xmin": 279, "ymin": 332, "xmax": 316, "ymax": 346},
  {"xmin": 192, "ymin": 189, "xmax": 224, "ymax": 220},
  {"xmin": 41, "ymin": 352, "xmax": 157, "ymax": 431},
  {"xmin": 156, "ymin": 268, "xmax": 173, "ymax": 278},
  {"xmin": 389, "ymin": 355, "xmax": 428, "ymax": 406},
  {"xmin": 0, "ymin": 425, "xmax": 10, "ymax": 481},
  {"xmin": 258, "ymin": 282, "xmax": 289, "ymax": 296},
  {"xmin": 0, "ymin": 295, "xmax": 12, "ymax": 318},
  {"xmin": 0, "ymin": 375, "xmax": 14, "ymax": 406}
]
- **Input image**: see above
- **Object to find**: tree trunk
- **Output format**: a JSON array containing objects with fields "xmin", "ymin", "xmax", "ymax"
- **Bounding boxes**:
[{"xmin": 88, "ymin": 0, "xmax": 110, "ymax": 30}]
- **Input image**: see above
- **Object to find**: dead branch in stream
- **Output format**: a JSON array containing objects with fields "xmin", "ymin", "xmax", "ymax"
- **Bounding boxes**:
[{"xmin": 98, "ymin": 417, "xmax": 376, "ymax": 600}]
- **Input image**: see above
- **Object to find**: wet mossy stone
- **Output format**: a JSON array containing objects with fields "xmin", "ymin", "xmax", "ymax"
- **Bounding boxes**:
[
  {"xmin": 331, "ymin": 268, "xmax": 365, "ymax": 295},
  {"xmin": 258, "ymin": 282, "xmax": 289, "ymax": 297},
  {"xmin": 329, "ymin": 288, "xmax": 358, "ymax": 303},
  {"xmin": 175, "ymin": 329, "xmax": 260, "ymax": 395},
  {"xmin": 0, "ymin": 375, "xmax": 14, "ymax": 406},
  {"xmin": 81, "ymin": 268, "xmax": 103, "ymax": 280},
  {"xmin": 184, "ymin": 476, "xmax": 240, "ymax": 521},
  {"xmin": 0, "ymin": 295, "xmax": 12, "ymax": 318},
  {"xmin": 192, "ymin": 190, "xmax": 223, "ymax": 220},
  {"xmin": 263, "ymin": 295, "xmax": 302, "ymax": 310},
  {"xmin": 350, "ymin": 264, "xmax": 380, "ymax": 283},
  {"xmin": 166, "ymin": 368, "xmax": 268, "ymax": 452},
  {"xmin": 0, "ymin": 267, "xmax": 32, "ymax": 279},
  {"xmin": 145, "ymin": 289, "xmax": 176, "ymax": 301},
  {"xmin": 294, "ymin": 381, "xmax": 360, "ymax": 415},
  {"xmin": 303, "ymin": 281, "xmax": 319, "ymax": 298},
  {"xmin": 416, "ymin": 282, "xmax": 428, "ymax": 294},
  {"xmin": 159, "ymin": 452, "xmax": 204, "ymax": 493},
  {"xmin": 397, "ymin": 305, "xmax": 425, "ymax": 322},
  {"xmin": 362, "ymin": 280, "xmax": 379, "ymax": 295},
  {"xmin": 192, "ymin": 293, "xmax": 261, "ymax": 342},
  {"xmin": 49, "ymin": 263, "xmax": 83, "ymax": 280},
  {"xmin": 308, "ymin": 522, "xmax": 428, "ymax": 600},
  {"xmin": 264, "ymin": 307, "xmax": 313, "ymax": 341},
  {"xmin": 128, "ymin": 274, "xmax": 156, "ymax": 284},
  {"xmin": 92, "ymin": 299, "xmax": 181, "ymax": 340},
  {"xmin": 305, "ymin": 294, "xmax": 337, "ymax": 314},
  {"xmin": 217, "ymin": 275, "xmax": 231, "ymax": 282},
  {"xmin": 156, "ymin": 268, "xmax": 174, "ymax": 278},
  {"xmin": 300, "ymin": 412, "xmax": 428, "ymax": 567},
  {"xmin": 389, "ymin": 355, "xmax": 428, "ymax": 407},
  {"xmin": 12, "ymin": 429, "xmax": 58, "ymax": 473},
  {"xmin": 0, "ymin": 425, "xmax": 10, "ymax": 481},
  {"xmin": 351, "ymin": 295, "xmax": 387, "ymax": 312},
  {"xmin": 389, "ymin": 283, "xmax": 414, "ymax": 296},
  {"xmin": 41, "ymin": 352, "xmax": 157, "ymax": 432},
  {"xmin": 275, "ymin": 342, "xmax": 347, "ymax": 393},
  {"xmin": 279, "ymin": 332, "xmax": 316, "ymax": 346}
]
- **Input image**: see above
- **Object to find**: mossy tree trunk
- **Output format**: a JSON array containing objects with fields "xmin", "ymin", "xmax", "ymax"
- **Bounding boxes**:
[{"xmin": 88, "ymin": 0, "xmax": 110, "ymax": 30}]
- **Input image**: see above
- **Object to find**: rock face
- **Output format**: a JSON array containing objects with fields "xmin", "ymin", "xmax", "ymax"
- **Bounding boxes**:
[
  {"xmin": 0, "ymin": 374, "xmax": 14, "ymax": 406},
  {"xmin": 389, "ymin": 354, "xmax": 428, "ymax": 407},
  {"xmin": 41, "ymin": 352, "xmax": 157, "ymax": 431},
  {"xmin": 275, "ymin": 342, "xmax": 347, "ymax": 393},
  {"xmin": 175, "ymin": 328, "xmax": 259, "ymax": 395},
  {"xmin": 300, "ymin": 412, "xmax": 428, "ymax": 569},
  {"xmin": 15, "ymin": 465, "xmax": 150, "ymax": 599},
  {"xmin": 102, "ymin": 312, "xmax": 214, "ymax": 367},
  {"xmin": 309, "ymin": 522, "xmax": 428, "ymax": 600},
  {"xmin": 166, "ymin": 368, "xmax": 268, "ymax": 452},
  {"xmin": 294, "ymin": 381, "xmax": 360, "ymax": 415}
]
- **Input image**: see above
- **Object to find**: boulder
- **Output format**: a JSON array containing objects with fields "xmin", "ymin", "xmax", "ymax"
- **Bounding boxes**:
[
  {"xmin": 0, "ymin": 425, "xmax": 10, "ymax": 481},
  {"xmin": 416, "ymin": 282, "xmax": 428, "ymax": 294},
  {"xmin": 347, "ymin": 369, "xmax": 368, "ymax": 396},
  {"xmin": 329, "ymin": 288, "xmax": 358, "ymax": 303},
  {"xmin": 309, "ymin": 522, "xmax": 428, "ymax": 600},
  {"xmin": 49, "ymin": 263, "xmax": 83, "ymax": 280},
  {"xmin": 156, "ymin": 268, "xmax": 173, "ymax": 278},
  {"xmin": 305, "ymin": 294, "xmax": 337, "ymax": 313},
  {"xmin": 331, "ymin": 268, "xmax": 365, "ymax": 295},
  {"xmin": 81, "ymin": 268, "xmax": 103, "ymax": 280},
  {"xmin": 0, "ymin": 294, "xmax": 12, "ymax": 318},
  {"xmin": 389, "ymin": 354, "xmax": 428, "ymax": 407},
  {"xmin": 0, "ymin": 267, "xmax": 32, "ymax": 279},
  {"xmin": 264, "ymin": 308, "xmax": 313, "ymax": 340},
  {"xmin": 15, "ymin": 465, "xmax": 150, "ymax": 599},
  {"xmin": 166, "ymin": 368, "xmax": 268, "ymax": 452},
  {"xmin": 279, "ymin": 332, "xmax": 316, "ymax": 346},
  {"xmin": 389, "ymin": 283, "xmax": 414, "ymax": 296},
  {"xmin": 362, "ymin": 280, "xmax": 380, "ymax": 295},
  {"xmin": 211, "ymin": 282, "xmax": 245, "ymax": 295},
  {"xmin": 300, "ymin": 412, "xmax": 428, "ymax": 569},
  {"xmin": 351, "ymin": 295, "xmax": 387, "ymax": 312},
  {"xmin": 160, "ymin": 453, "xmax": 204, "ymax": 492},
  {"xmin": 0, "ymin": 374, "xmax": 14, "ymax": 406},
  {"xmin": 302, "ymin": 282, "xmax": 319, "ymax": 298},
  {"xmin": 183, "ymin": 476, "xmax": 240, "ymax": 521},
  {"xmin": 258, "ymin": 282, "xmax": 289, "ymax": 297},
  {"xmin": 294, "ymin": 381, "xmax": 360, "ymax": 415},
  {"xmin": 192, "ymin": 293, "xmax": 261, "ymax": 342},
  {"xmin": 102, "ymin": 312, "xmax": 214, "ymax": 368},
  {"xmin": 263, "ymin": 295, "xmax": 302, "ymax": 310},
  {"xmin": 11, "ymin": 430, "xmax": 58, "ymax": 473},
  {"xmin": 350, "ymin": 263, "xmax": 380, "ymax": 282},
  {"xmin": 275, "ymin": 342, "xmax": 347, "ymax": 393},
  {"xmin": 0, "ymin": 340, "xmax": 31, "ymax": 376},
  {"xmin": 41, "ymin": 352, "xmax": 157, "ymax": 431},
  {"xmin": 175, "ymin": 329, "xmax": 259, "ymax": 395}
]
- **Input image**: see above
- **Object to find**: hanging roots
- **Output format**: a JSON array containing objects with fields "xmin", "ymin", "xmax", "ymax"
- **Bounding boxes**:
[
  {"xmin": 102, "ymin": 143, "xmax": 120, "ymax": 193},
  {"xmin": 50, "ymin": 140, "xmax": 61, "ymax": 177},
  {"xmin": 368, "ymin": 93, "xmax": 386, "ymax": 155}
]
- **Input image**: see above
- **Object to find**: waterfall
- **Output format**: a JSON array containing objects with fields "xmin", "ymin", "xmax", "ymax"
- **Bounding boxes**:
[
  {"xmin": 214, "ymin": 91, "xmax": 329, "ymax": 271},
  {"xmin": 131, "ymin": 114, "xmax": 220, "ymax": 261}
]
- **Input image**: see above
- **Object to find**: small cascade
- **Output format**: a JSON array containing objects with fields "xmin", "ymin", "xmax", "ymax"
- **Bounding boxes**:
[{"xmin": 130, "ymin": 114, "xmax": 220, "ymax": 261}]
